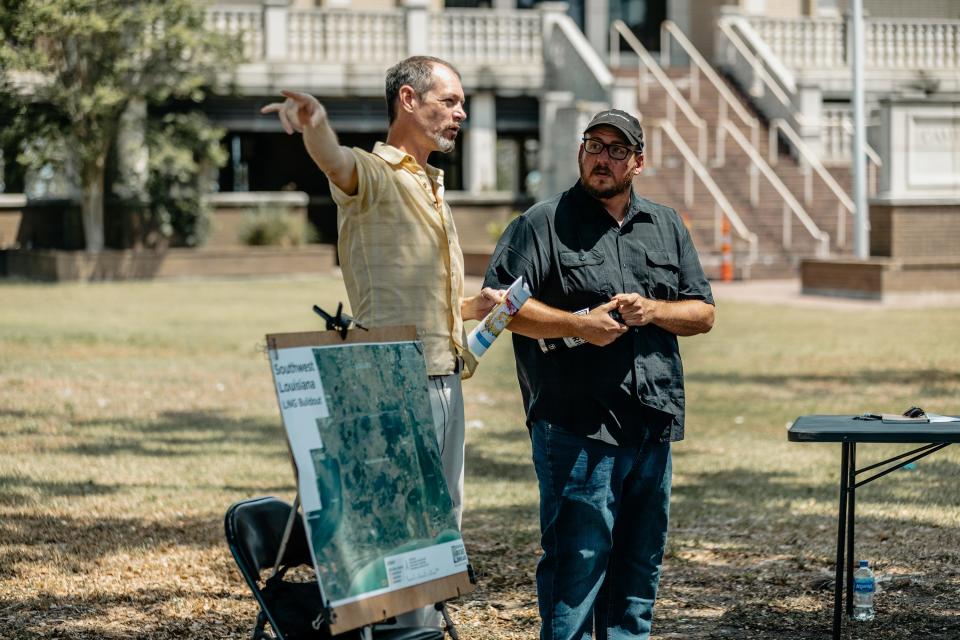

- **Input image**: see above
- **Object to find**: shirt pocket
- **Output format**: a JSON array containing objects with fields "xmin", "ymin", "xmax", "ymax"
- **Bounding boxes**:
[
  {"xmin": 558, "ymin": 249, "xmax": 608, "ymax": 298},
  {"xmin": 643, "ymin": 249, "xmax": 680, "ymax": 301}
]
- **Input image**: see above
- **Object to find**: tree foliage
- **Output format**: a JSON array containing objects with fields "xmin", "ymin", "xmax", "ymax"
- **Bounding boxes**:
[
  {"xmin": 0, "ymin": 0, "xmax": 240, "ymax": 251},
  {"xmin": 143, "ymin": 112, "xmax": 228, "ymax": 249}
]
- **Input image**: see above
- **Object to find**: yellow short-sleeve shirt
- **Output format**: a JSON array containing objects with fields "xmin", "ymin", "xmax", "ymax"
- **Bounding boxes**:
[{"xmin": 330, "ymin": 142, "xmax": 473, "ymax": 377}]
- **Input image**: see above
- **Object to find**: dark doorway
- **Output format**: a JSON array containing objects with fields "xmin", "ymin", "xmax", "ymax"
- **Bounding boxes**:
[{"xmin": 613, "ymin": 0, "xmax": 667, "ymax": 53}]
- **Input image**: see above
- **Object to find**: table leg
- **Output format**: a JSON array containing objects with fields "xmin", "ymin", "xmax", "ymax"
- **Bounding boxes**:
[
  {"xmin": 846, "ymin": 443, "xmax": 856, "ymax": 618},
  {"xmin": 833, "ymin": 442, "xmax": 850, "ymax": 640}
]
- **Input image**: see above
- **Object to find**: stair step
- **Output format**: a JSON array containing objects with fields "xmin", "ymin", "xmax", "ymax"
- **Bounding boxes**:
[{"xmin": 613, "ymin": 61, "xmax": 857, "ymax": 278}]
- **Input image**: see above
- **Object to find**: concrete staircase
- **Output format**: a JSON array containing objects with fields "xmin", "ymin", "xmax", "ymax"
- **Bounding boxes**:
[{"xmin": 612, "ymin": 65, "xmax": 857, "ymax": 279}]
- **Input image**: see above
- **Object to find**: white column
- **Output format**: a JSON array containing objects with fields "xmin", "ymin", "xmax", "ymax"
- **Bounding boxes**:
[
  {"xmin": 404, "ymin": 0, "xmax": 429, "ymax": 57},
  {"xmin": 466, "ymin": 92, "xmax": 497, "ymax": 193},
  {"xmin": 539, "ymin": 91, "xmax": 574, "ymax": 200},
  {"xmin": 494, "ymin": 0, "xmax": 515, "ymax": 9},
  {"xmin": 795, "ymin": 82, "xmax": 823, "ymax": 156},
  {"xmin": 667, "ymin": 0, "xmax": 693, "ymax": 66},
  {"xmin": 584, "ymin": 0, "xmax": 609, "ymax": 57},
  {"xmin": 611, "ymin": 78, "xmax": 639, "ymax": 117},
  {"xmin": 848, "ymin": 1, "xmax": 870, "ymax": 259},
  {"xmin": 264, "ymin": 0, "xmax": 289, "ymax": 61}
]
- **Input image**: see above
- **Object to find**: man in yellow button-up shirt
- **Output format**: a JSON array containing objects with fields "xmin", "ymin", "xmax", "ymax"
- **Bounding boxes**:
[{"xmin": 262, "ymin": 56, "xmax": 499, "ymax": 626}]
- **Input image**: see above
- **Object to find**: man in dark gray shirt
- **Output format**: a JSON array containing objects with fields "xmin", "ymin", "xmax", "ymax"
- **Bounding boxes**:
[{"xmin": 483, "ymin": 109, "xmax": 714, "ymax": 640}]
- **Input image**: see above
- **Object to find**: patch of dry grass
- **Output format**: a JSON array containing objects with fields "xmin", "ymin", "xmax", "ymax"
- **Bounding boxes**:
[{"xmin": 2, "ymin": 276, "xmax": 960, "ymax": 639}]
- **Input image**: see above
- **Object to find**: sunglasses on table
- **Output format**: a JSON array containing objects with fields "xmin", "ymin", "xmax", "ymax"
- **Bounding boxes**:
[{"xmin": 581, "ymin": 137, "xmax": 641, "ymax": 161}]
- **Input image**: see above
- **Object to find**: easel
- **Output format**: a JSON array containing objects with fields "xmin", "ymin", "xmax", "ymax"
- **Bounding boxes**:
[{"xmin": 266, "ymin": 308, "xmax": 471, "ymax": 638}]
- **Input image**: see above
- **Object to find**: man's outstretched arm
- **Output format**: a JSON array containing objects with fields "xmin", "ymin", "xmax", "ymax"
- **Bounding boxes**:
[{"xmin": 260, "ymin": 90, "xmax": 358, "ymax": 195}]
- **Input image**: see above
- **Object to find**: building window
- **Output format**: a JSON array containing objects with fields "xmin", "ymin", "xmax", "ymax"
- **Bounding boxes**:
[
  {"xmin": 444, "ymin": 1, "xmax": 494, "ymax": 7},
  {"xmin": 612, "ymin": 0, "xmax": 666, "ymax": 53},
  {"xmin": 495, "ymin": 135, "xmax": 539, "ymax": 196},
  {"xmin": 817, "ymin": 0, "xmax": 840, "ymax": 17},
  {"xmin": 0, "ymin": 144, "xmax": 26, "ymax": 194}
]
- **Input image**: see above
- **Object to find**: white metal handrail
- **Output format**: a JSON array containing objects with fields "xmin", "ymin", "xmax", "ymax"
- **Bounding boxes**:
[
  {"xmin": 717, "ymin": 121, "xmax": 829, "ymax": 257},
  {"xmin": 717, "ymin": 18, "xmax": 796, "ymax": 117},
  {"xmin": 769, "ymin": 118, "xmax": 853, "ymax": 248},
  {"xmin": 839, "ymin": 120, "xmax": 881, "ymax": 167},
  {"xmin": 609, "ymin": 20, "xmax": 707, "ymax": 163},
  {"xmin": 650, "ymin": 119, "xmax": 758, "ymax": 265},
  {"xmin": 659, "ymin": 20, "xmax": 760, "ymax": 151}
]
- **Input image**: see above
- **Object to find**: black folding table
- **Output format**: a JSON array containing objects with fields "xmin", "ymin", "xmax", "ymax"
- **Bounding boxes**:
[{"xmin": 788, "ymin": 415, "xmax": 960, "ymax": 640}]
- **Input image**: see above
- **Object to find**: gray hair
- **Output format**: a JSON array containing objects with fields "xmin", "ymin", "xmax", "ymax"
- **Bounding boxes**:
[{"xmin": 385, "ymin": 56, "xmax": 461, "ymax": 124}]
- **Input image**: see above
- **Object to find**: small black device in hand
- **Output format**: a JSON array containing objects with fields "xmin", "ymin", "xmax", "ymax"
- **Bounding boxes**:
[{"xmin": 609, "ymin": 309, "xmax": 625, "ymax": 324}]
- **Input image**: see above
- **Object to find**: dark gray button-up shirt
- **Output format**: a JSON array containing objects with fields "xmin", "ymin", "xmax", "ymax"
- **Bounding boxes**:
[{"xmin": 483, "ymin": 181, "xmax": 714, "ymax": 443}]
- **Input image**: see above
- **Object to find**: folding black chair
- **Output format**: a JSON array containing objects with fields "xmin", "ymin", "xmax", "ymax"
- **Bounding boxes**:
[{"xmin": 225, "ymin": 496, "xmax": 445, "ymax": 640}]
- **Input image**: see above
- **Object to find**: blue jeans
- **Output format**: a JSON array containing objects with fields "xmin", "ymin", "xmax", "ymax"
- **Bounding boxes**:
[{"xmin": 531, "ymin": 420, "xmax": 672, "ymax": 640}]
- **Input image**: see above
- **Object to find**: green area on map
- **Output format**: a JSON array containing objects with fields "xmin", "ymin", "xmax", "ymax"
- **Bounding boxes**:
[{"xmin": 304, "ymin": 342, "xmax": 461, "ymax": 603}]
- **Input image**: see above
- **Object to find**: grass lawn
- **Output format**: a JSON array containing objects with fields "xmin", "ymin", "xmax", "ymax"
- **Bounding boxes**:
[{"xmin": 1, "ymin": 274, "xmax": 959, "ymax": 639}]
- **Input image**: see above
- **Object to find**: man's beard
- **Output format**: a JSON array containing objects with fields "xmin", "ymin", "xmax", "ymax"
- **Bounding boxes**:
[
  {"xmin": 581, "ymin": 166, "xmax": 633, "ymax": 200},
  {"xmin": 435, "ymin": 134, "xmax": 456, "ymax": 154}
]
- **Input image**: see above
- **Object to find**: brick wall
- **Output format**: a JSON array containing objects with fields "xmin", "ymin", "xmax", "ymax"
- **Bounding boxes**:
[
  {"xmin": 870, "ymin": 203, "xmax": 960, "ymax": 258},
  {"xmin": 801, "ymin": 259, "xmax": 885, "ymax": 299}
]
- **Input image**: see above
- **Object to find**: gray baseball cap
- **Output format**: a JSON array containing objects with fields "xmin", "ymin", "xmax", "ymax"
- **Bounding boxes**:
[{"xmin": 584, "ymin": 109, "xmax": 644, "ymax": 150}]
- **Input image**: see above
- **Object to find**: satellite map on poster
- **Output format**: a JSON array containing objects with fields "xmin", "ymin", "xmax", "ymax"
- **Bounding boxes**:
[{"xmin": 269, "ymin": 337, "xmax": 467, "ymax": 609}]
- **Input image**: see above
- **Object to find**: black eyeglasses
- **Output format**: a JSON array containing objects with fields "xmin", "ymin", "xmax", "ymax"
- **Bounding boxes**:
[{"xmin": 582, "ymin": 137, "xmax": 640, "ymax": 161}]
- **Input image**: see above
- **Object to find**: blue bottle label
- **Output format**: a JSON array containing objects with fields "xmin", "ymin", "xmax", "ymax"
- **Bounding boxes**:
[{"xmin": 854, "ymin": 578, "xmax": 875, "ymax": 593}]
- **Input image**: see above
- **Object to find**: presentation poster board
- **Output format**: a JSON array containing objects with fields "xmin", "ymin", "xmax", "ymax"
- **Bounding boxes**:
[{"xmin": 265, "ymin": 327, "xmax": 474, "ymax": 633}]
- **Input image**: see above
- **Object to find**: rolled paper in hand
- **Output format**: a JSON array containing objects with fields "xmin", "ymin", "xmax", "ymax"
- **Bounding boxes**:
[{"xmin": 467, "ymin": 276, "xmax": 531, "ymax": 358}]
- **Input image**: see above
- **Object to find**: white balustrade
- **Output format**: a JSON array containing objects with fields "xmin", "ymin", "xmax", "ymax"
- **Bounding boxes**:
[
  {"xmin": 821, "ymin": 108, "xmax": 852, "ymax": 163},
  {"xmin": 288, "ymin": 10, "xmax": 405, "ymax": 62},
  {"xmin": 745, "ymin": 15, "xmax": 960, "ymax": 70},
  {"xmin": 205, "ymin": 6, "xmax": 264, "ymax": 61},
  {"xmin": 866, "ymin": 20, "xmax": 960, "ymax": 69},
  {"xmin": 429, "ymin": 11, "xmax": 542, "ymax": 65},
  {"xmin": 205, "ymin": 5, "xmax": 543, "ymax": 67}
]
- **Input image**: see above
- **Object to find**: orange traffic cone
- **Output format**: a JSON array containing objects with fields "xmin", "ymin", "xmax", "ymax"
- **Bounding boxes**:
[{"xmin": 720, "ymin": 218, "xmax": 734, "ymax": 282}]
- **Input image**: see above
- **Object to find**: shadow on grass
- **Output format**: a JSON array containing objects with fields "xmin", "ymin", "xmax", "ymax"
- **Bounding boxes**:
[
  {"xmin": 686, "ymin": 367, "xmax": 960, "ymax": 389},
  {"xmin": 0, "ymin": 512, "xmax": 223, "ymax": 573},
  {"xmin": 61, "ymin": 410, "xmax": 289, "ymax": 458},
  {"xmin": 0, "ymin": 474, "xmax": 295, "ymax": 508},
  {"xmin": 672, "ymin": 454, "xmax": 960, "ymax": 510},
  {"xmin": 0, "ymin": 586, "xmax": 253, "ymax": 640},
  {"xmin": 0, "ymin": 476, "xmax": 120, "ymax": 507},
  {"xmin": 465, "ymin": 444, "xmax": 535, "ymax": 482}
]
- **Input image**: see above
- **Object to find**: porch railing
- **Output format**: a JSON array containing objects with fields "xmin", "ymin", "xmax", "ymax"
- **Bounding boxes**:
[
  {"xmin": 745, "ymin": 15, "xmax": 960, "ymax": 70},
  {"xmin": 648, "ymin": 119, "xmax": 758, "ymax": 268},
  {"xmin": 659, "ymin": 20, "xmax": 760, "ymax": 155},
  {"xmin": 205, "ymin": 5, "xmax": 264, "ymax": 60},
  {"xmin": 288, "ymin": 10, "xmax": 405, "ymax": 62},
  {"xmin": 609, "ymin": 20, "xmax": 707, "ymax": 163},
  {"xmin": 821, "ymin": 107, "xmax": 882, "ymax": 175},
  {"xmin": 716, "ymin": 121, "xmax": 830, "ymax": 258},
  {"xmin": 205, "ymin": 4, "xmax": 545, "ymax": 66},
  {"xmin": 430, "ymin": 10, "xmax": 542, "ymax": 65}
]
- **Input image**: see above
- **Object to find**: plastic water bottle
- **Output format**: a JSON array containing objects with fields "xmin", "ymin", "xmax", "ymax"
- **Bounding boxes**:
[{"xmin": 853, "ymin": 560, "xmax": 876, "ymax": 621}]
